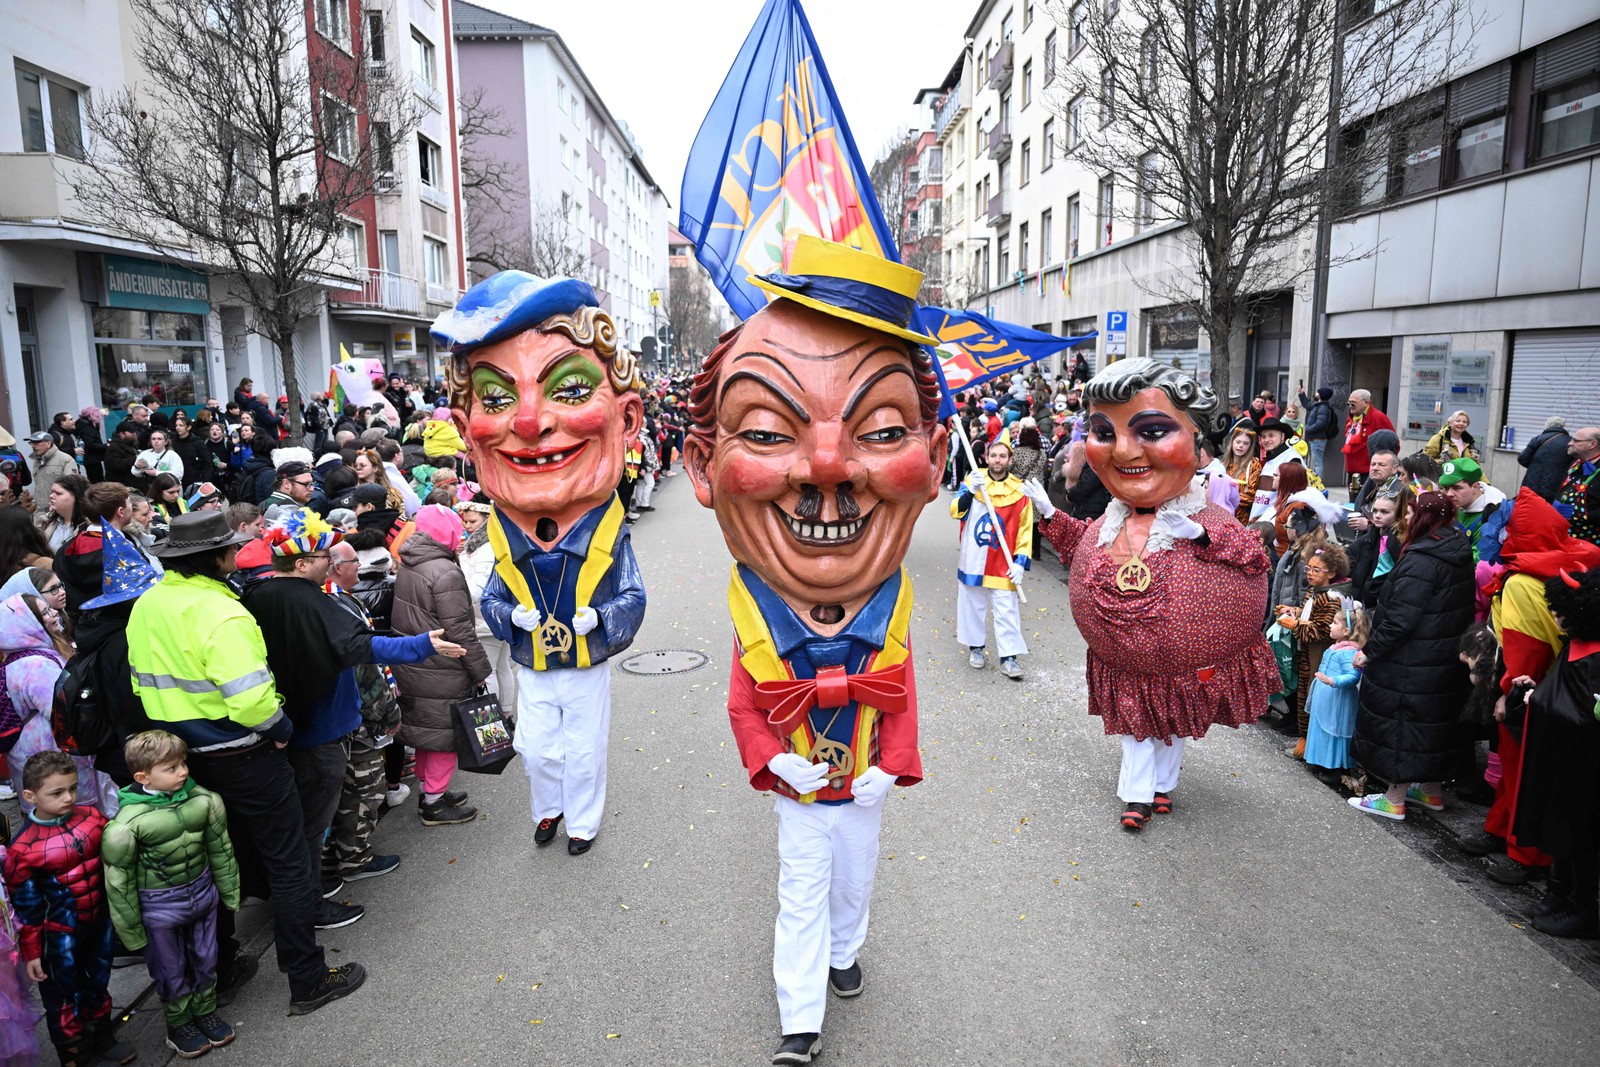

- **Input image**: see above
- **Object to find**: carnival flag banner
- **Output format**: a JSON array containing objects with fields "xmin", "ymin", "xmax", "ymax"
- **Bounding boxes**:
[
  {"xmin": 678, "ymin": 0, "xmax": 898, "ymax": 319},
  {"xmin": 917, "ymin": 306, "xmax": 1097, "ymax": 418}
]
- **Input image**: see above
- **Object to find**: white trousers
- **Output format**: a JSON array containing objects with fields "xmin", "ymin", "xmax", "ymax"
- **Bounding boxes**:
[
  {"xmin": 956, "ymin": 584, "xmax": 1027, "ymax": 658},
  {"xmin": 482, "ymin": 634, "xmax": 520, "ymax": 716},
  {"xmin": 512, "ymin": 662, "xmax": 611, "ymax": 840},
  {"xmin": 635, "ymin": 471, "xmax": 656, "ymax": 508},
  {"xmin": 1117, "ymin": 735, "xmax": 1186, "ymax": 803},
  {"xmin": 773, "ymin": 795, "xmax": 883, "ymax": 1035}
]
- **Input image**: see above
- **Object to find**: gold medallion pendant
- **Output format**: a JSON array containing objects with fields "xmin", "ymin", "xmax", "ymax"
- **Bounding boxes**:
[
  {"xmin": 1115, "ymin": 556, "xmax": 1153, "ymax": 593},
  {"xmin": 538, "ymin": 617, "xmax": 574, "ymax": 663},
  {"xmin": 809, "ymin": 738, "xmax": 855, "ymax": 789}
]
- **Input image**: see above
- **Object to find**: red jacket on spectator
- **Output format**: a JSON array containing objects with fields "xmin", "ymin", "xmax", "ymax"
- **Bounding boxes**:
[{"xmin": 1342, "ymin": 406, "xmax": 1395, "ymax": 475}]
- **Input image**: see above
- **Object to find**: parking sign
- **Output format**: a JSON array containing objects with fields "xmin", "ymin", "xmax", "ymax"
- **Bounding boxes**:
[{"xmin": 1105, "ymin": 310, "xmax": 1128, "ymax": 356}]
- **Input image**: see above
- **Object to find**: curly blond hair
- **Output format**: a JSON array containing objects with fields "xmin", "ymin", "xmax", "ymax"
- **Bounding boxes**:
[{"xmin": 446, "ymin": 306, "xmax": 637, "ymax": 415}]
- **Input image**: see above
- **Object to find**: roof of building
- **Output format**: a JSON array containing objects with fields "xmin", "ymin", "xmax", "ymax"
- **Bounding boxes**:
[{"xmin": 453, "ymin": 1, "xmax": 666, "ymax": 200}]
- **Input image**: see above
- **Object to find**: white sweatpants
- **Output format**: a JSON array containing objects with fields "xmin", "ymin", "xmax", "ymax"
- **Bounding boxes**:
[
  {"xmin": 513, "ymin": 662, "xmax": 611, "ymax": 840},
  {"xmin": 773, "ymin": 795, "xmax": 884, "ymax": 1035},
  {"xmin": 1117, "ymin": 735, "xmax": 1186, "ymax": 803},
  {"xmin": 635, "ymin": 471, "xmax": 655, "ymax": 508},
  {"xmin": 956, "ymin": 583, "xmax": 1027, "ymax": 658}
]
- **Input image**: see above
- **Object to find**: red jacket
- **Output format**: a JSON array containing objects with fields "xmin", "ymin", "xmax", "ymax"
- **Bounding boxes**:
[{"xmin": 1341, "ymin": 407, "xmax": 1395, "ymax": 474}]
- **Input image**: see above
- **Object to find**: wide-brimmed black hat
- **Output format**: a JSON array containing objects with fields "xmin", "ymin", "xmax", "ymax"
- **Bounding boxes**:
[
  {"xmin": 151, "ymin": 511, "xmax": 255, "ymax": 559},
  {"xmin": 1257, "ymin": 417, "xmax": 1291, "ymax": 434}
]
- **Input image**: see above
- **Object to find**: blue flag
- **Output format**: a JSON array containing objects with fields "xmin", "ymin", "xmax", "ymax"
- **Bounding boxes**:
[
  {"xmin": 917, "ymin": 306, "xmax": 1097, "ymax": 419},
  {"xmin": 678, "ymin": 0, "xmax": 898, "ymax": 320}
]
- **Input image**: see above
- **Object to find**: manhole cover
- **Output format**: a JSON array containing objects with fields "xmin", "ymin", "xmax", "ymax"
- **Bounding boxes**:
[{"xmin": 617, "ymin": 649, "xmax": 711, "ymax": 676}]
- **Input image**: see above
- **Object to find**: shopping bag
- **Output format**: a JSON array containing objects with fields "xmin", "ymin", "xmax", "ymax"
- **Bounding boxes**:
[
  {"xmin": 1265, "ymin": 622, "xmax": 1297, "ymax": 704},
  {"xmin": 451, "ymin": 688, "xmax": 516, "ymax": 775}
]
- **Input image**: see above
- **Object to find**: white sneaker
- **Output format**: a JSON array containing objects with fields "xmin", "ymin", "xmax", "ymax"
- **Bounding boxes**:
[
  {"xmin": 967, "ymin": 648, "xmax": 986, "ymax": 669},
  {"xmin": 385, "ymin": 783, "xmax": 411, "ymax": 807},
  {"xmin": 1000, "ymin": 656, "xmax": 1023, "ymax": 680},
  {"xmin": 0, "ymin": 783, "xmax": 14, "ymax": 801}
]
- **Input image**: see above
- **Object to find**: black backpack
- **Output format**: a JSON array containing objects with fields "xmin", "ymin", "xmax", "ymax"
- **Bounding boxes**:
[{"xmin": 51, "ymin": 646, "xmax": 118, "ymax": 756}]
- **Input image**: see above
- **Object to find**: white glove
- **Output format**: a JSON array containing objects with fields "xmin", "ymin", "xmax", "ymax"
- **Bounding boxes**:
[
  {"xmin": 768, "ymin": 753, "xmax": 831, "ymax": 795},
  {"xmin": 571, "ymin": 606, "xmax": 598, "ymax": 636},
  {"xmin": 1150, "ymin": 510, "xmax": 1205, "ymax": 542},
  {"xmin": 1019, "ymin": 478, "xmax": 1055, "ymax": 519},
  {"xmin": 510, "ymin": 605, "xmax": 541, "ymax": 632},
  {"xmin": 1007, "ymin": 560, "xmax": 1026, "ymax": 585},
  {"xmin": 964, "ymin": 471, "xmax": 986, "ymax": 492},
  {"xmin": 851, "ymin": 766, "xmax": 895, "ymax": 807}
]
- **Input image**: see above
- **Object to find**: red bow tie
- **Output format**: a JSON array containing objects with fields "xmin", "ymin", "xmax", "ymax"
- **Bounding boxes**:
[{"xmin": 753, "ymin": 663, "xmax": 909, "ymax": 728}]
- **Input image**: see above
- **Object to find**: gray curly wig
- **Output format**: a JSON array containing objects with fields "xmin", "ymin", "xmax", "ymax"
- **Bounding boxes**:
[{"xmin": 1081, "ymin": 357, "xmax": 1219, "ymax": 425}]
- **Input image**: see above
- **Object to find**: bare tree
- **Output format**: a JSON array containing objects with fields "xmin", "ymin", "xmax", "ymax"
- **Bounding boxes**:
[
  {"xmin": 459, "ymin": 84, "xmax": 534, "ymax": 282},
  {"xmin": 524, "ymin": 196, "xmax": 599, "ymax": 285},
  {"xmin": 1048, "ymin": 0, "xmax": 1472, "ymax": 394},
  {"xmin": 662, "ymin": 263, "xmax": 726, "ymax": 366},
  {"xmin": 870, "ymin": 130, "xmax": 943, "ymax": 296},
  {"xmin": 71, "ymin": 0, "xmax": 413, "ymax": 438}
]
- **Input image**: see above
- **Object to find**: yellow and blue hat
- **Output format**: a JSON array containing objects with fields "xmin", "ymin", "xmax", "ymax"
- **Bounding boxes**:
[
  {"xmin": 430, "ymin": 273, "xmax": 598, "ymax": 357},
  {"xmin": 82, "ymin": 521, "xmax": 160, "ymax": 610},
  {"xmin": 749, "ymin": 235, "xmax": 935, "ymax": 346}
]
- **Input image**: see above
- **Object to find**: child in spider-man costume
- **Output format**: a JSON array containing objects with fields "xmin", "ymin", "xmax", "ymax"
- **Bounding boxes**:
[{"xmin": 1, "ymin": 750, "xmax": 133, "ymax": 1066}]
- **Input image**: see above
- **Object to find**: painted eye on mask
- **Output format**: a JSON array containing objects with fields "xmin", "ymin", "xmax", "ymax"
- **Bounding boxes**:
[
  {"xmin": 737, "ymin": 428, "xmax": 792, "ymax": 446},
  {"xmin": 470, "ymin": 369, "xmax": 518, "ymax": 415},
  {"xmin": 542, "ymin": 355, "xmax": 604, "ymax": 407}
]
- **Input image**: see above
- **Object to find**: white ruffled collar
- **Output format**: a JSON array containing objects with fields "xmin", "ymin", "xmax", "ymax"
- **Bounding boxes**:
[{"xmin": 1097, "ymin": 477, "xmax": 1209, "ymax": 553}]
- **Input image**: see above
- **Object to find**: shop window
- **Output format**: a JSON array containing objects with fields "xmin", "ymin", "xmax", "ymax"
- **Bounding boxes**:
[
  {"xmin": 94, "ymin": 309, "xmax": 209, "ymax": 411},
  {"xmin": 1537, "ymin": 74, "xmax": 1600, "ymax": 160}
]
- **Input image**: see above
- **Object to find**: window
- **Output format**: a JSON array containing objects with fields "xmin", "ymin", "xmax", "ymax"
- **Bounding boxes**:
[
  {"xmin": 1042, "ymin": 119, "xmax": 1056, "ymax": 168},
  {"xmin": 1398, "ymin": 111, "xmax": 1443, "ymax": 196},
  {"xmin": 1097, "ymin": 176, "xmax": 1114, "ymax": 247},
  {"xmin": 337, "ymin": 220, "xmax": 366, "ymax": 272},
  {"xmin": 1537, "ymin": 75, "xmax": 1600, "ymax": 160},
  {"xmin": 412, "ymin": 30, "xmax": 436, "ymax": 88},
  {"xmin": 1140, "ymin": 29, "xmax": 1159, "ymax": 97},
  {"xmin": 314, "ymin": 0, "xmax": 350, "ymax": 48},
  {"xmin": 367, "ymin": 11, "xmax": 386, "ymax": 61},
  {"xmin": 1070, "ymin": 2, "xmax": 1087, "ymax": 54},
  {"xmin": 997, "ymin": 233, "xmax": 1011, "ymax": 279},
  {"xmin": 417, "ymin": 134, "xmax": 442, "ymax": 187},
  {"xmin": 1040, "ymin": 209, "xmax": 1053, "ymax": 265},
  {"xmin": 1020, "ymin": 139, "xmax": 1031, "ymax": 185},
  {"xmin": 1068, "ymin": 94, "xmax": 1085, "ymax": 149},
  {"xmin": 424, "ymin": 237, "xmax": 447, "ymax": 286},
  {"xmin": 1136, "ymin": 152, "xmax": 1158, "ymax": 230},
  {"xmin": 1019, "ymin": 222, "xmax": 1030, "ymax": 272},
  {"xmin": 1024, "ymin": 0, "xmax": 1033, "ymax": 28},
  {"xmin": 1454, "ymin": 114, "xmax": 1505, "ymax": 179},
  {"xmin": 1045, "ymin": 31, "xmax": 1057, "ymax": 84},
  {"xmin": 322, "ymin": 97, "xmax": 356, "ymax": 163},
  {"xmin": 1001, "ymin": 8, "xmax": 1013, "ymax": 41},
  {"xmin": 1101, "ymin": 63, "xmax": 1117, "ymax": 125},
  {"xmin": 1067, "ymin": 194, "xmax": 1080, "ymax": 257},
  {"xmin": 559, "ymin": 135, "xmax": 570, "ymax": 169},
  {"xmin": 222, "ymin": 127, "xmax": 263, "ymax": 203},
  {"xmin": 373, "ymin": 122, "xmax": 395, "ymax": 183},
  {"xmin": 13, "ymin": 67, "xmax": 85, "ymax": 160},
  {"xmin": 1022, "ymin": 60, "xmax": 1032, "ymax": 109}
]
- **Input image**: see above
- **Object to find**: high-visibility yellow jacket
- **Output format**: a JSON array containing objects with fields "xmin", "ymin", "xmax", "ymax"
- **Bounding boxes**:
[{"xmin": 127, "ymin": 570, "xmax": 290, "ymax": 749}]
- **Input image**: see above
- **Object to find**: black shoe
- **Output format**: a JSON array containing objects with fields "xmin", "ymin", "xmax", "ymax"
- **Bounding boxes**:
[
  {"xmin": 215, "ymin": 952, "xmax": 259, "ymax": 1007},
  {"xmin": 314, "ymin": 899, "xmax": 365, "ymax": 930},
  {"xmin": 1530, "ymin": 905, "xmax": 1600, "ymax": 939},
  {"xmin": 345, "ymin": 854, "xmax": 401, "ymax": 880},
  {"xmin": 535, "ymin": 813, "xmax": 564, "ymax": 845},
  {"xmin": 1455, "ymin": 830, "xmax": 1504, "ymax": 857},
  {"xmin": 567, "ymin": 836, "xmax": 592, "ymax": 855},
  {"xmin": 90, "ymin": 1020, "xmax": 136, "ymax": 1064},
  {"xmin": 1455, "ymin": 780, "xmax": 1496, "ymax": 806},
  {"xmin": 1120, "ymin": 802, "xmax": 1153, "ymax": 832},
  {"xmin": 441, "ymin": 789, "xmax": 469, "ymax": 807},
  {"xmin": 829, "ymin": 961, "xmax": 863, "ymax": 997},
  {"xmin": 193, "ymin": 1012, "xmax": 235, "ymax": 1048},
  {"xmin": 638, "ymin": 505, "xmax": 655, "ymax": 512},
  {"xmin": 772, "ymin": 1033, "xmax": 821, "ymax": 1065},
  {"xmin": 288, "ymin": 962, "xmax": 368, "ymax": 1016},
  {"xmin": 320, "ymin": 875, "xmax": 345, "ymax": 900},
  {"xmin": 1529, "ymin": 885, "xmax": 1571, "ymax": 919},
  {"xmin": 419, "ymin": 796, "xmax": 478, "ymax": 826},
  {"xmin": 1482, "ymin": 855, "xmax": 1544, "ymax": 886},
  {"xmin": 165, "ymin": 1023, "xmax": 210, "ymax": 1059}
]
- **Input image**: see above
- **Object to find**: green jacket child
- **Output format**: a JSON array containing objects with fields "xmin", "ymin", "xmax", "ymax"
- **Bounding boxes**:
[{"xmin": 100, "ymin": 731, "xmax": 242, "ymax": 1052}]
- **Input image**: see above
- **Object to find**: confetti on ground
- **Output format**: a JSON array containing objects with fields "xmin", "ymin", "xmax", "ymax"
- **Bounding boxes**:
[
  {"xmin": 496, "ymin": 975, "xmax": 505, "ymax": 983},
  {"xmin": 606, "ymin": 1033, "xmax": 621, "ymax": 1039},
  {"xmin": 530, "ymin": 1020, "xmax": 543, "ymax": 1025},
  {"xmin": 531, "ymin": 983, "xmax": 541, "ymax": 990},
  {"xmin": 447, "ymin": 858, "xmax": 457, "ymax": 864}
]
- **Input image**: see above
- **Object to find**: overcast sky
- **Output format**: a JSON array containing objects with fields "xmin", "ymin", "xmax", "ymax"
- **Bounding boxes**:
[{"xmin": 478, "ymin": 0, "xmax": 977, "ymax": 210}]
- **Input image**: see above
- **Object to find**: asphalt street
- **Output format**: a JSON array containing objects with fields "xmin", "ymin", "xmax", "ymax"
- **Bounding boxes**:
[{"xmin": 91, "ymin": 473, "xmax": 1600, "ymax": 1064}]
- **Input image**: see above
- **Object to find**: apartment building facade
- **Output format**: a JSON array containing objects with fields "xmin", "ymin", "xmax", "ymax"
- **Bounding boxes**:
[
  {"xmin": 1324, "ymin": 1, "xmax": 1600, "ymax": 491},
  {"xmin": 933, "ymin": 0, "xmax": 1313, "ymax": 398},
  {"xmin": 453, "ymin": 1, "xmax": 669, "ymax": 357}
]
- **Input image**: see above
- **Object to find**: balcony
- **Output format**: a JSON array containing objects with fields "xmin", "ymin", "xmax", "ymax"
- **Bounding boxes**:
[
  {"xmin": 987, "ymin": 190, "xmax": 1010, "ymax": 226},
  {"xmin": 337, "ymin": 268, "xmax": 424, "ymax": 316},
  {"xmin": 986, "ymin": 40, "xmax": 1013, "ymax": 91},
  {"xmin": 0, "ymin": 152, "xmax": 93, "ymax": 225},
  {"xmin": 426, "ymin": 282, "xmax": 458, "ymax": 307},
  {"xmin": 934, "ymin": 85, "xmax": 965, "ymax": 139},
  {"xmin": 986, "ymin": 120, "xmax": 1012, "ymax": 161}
]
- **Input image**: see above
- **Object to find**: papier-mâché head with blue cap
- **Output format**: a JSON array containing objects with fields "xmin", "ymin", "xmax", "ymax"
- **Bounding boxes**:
[
  {"xmin": 430, "ymin": 272, "xmax": 643, "ymax": 543},
  {"xmin": 683, "ymin": 235, "xmax": 947, "ymax": 622}
]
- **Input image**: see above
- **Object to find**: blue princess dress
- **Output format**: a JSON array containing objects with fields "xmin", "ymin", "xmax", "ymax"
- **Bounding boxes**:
[{"xmin": 1304, "ymin": 642, "xmax": 1362, "ymax": 770}]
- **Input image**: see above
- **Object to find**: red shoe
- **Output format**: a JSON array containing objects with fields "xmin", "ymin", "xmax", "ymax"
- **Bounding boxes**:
[
  {"xmin": 1152, "ymin": 792, "xmax": 1173, "ymax": 815},
  {"xmin": 1120, "ymin": 803, "xmax": 1153, "ymax": 832}
]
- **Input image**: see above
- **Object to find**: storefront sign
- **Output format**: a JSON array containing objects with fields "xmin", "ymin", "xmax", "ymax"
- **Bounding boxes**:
[
  {"xmin": 103, "ymin": 253, "xmax": 211, "ymax": 315},
  {"xmin": 393, "ymin": 328, "xmax": 415, "ymax": 353}
]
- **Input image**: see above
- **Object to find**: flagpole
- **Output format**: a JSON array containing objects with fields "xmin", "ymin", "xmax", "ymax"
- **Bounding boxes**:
[{"xmin": 949, "ymin": 413, "xmax": 1027, "ymax": 606}]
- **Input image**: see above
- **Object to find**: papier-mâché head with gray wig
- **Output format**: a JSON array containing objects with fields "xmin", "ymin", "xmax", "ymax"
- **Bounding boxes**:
[
  {"xmin": 1081, "ymin": 357, "xmax": 1219, "ymax": 430},
  {"xmin": 1080, "ymin": 357, "xmax": 1219, "ymax": 510}
]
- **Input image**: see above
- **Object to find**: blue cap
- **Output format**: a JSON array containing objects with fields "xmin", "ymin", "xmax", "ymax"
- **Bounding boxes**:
[
  {"xmin": 429, "ymin": 273, "xmax": 598, "ymax": 357},
  {"xmin": 81, "ymin": 521, "xmax": 160, "ymax": 610}
]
